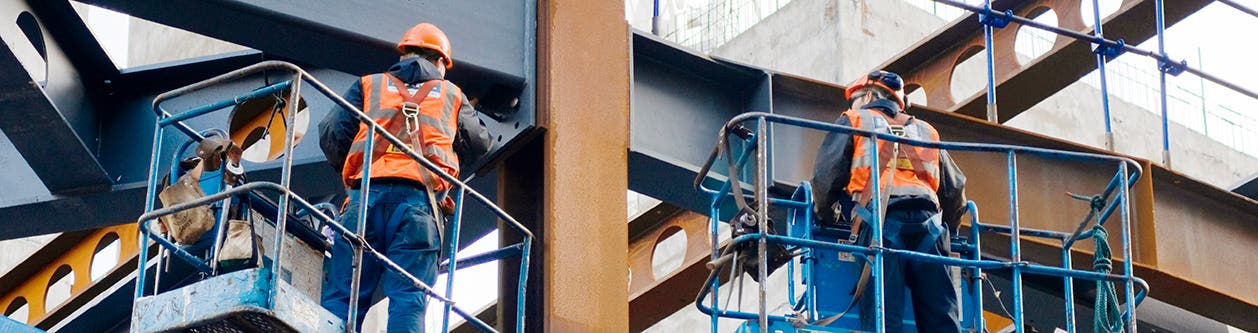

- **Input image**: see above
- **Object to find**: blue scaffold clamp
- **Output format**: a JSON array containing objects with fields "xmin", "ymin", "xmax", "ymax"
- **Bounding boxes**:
[
  {"xmin": 1092, "ymin": 38, "xmax": 1125, "ymax": 59},
  {"xmin": 1158, "ymin": 57, "xmax": 1188, "ymax": 76},
  {"xmin": 978, "ymin": 9, "xmax": 1014, "ymax": 28}
]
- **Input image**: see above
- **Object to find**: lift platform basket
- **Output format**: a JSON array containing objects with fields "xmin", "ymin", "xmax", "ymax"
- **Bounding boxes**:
[{"xmin": 131, "ymin": 268, "xmax": 343, "ymax": 333}]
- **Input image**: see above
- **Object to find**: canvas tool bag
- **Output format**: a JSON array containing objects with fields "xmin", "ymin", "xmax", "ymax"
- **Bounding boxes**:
[
  {"xmin": 157, "ymin": 162, "xmax": 215, "ymax": 244},
  {"xmin": 217, "ymin": 216, "xmax": 262, "ymax": 271}
]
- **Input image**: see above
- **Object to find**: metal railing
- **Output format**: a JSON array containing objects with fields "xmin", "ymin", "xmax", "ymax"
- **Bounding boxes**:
[
  {"xmin": 134, "ymin": 61, "xmax": 534, "ymax": 333},
  {"xmin": 692, "ymin": 112, "xmax": 1149, "ymax": 333},
  {"xmin": 929, "ymin": 0, "xmax": 1258, "ymax": 167}
]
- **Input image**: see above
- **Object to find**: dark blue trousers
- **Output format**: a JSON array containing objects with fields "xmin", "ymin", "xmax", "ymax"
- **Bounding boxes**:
[
  {"xmin": 860, "ymin": 206, "xmax": 961, "ymax": 333},
  {"xmin": 321, "ymin": 183, "xmax": 441, "ymax": 333}
]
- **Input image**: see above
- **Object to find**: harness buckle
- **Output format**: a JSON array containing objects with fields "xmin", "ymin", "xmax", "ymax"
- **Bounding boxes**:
[
  {"xmin": 888, "ymin": 125, "xmax": 905, "ymax": 137},
  {"xmin": 402, "ymin": 102, "xmax": 421, "ymax": 134}
]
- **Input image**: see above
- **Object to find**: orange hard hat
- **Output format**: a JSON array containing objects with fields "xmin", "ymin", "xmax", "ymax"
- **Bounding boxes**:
[
  {"xmin": 397, "ymin": 23, "xmax": 453, "ymax": 68},
  {"xmin": 844, "ymin": 70, "xmax": 906, "ymax": 110}
]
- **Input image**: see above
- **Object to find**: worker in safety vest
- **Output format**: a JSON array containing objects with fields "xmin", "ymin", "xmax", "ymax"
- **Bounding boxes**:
[
  {"xmin": 316, "ymin": 22, "xmax": 492, "ymax": 332},
  {"xmin": 811, "ymin": 70, "xmax": 967, "ymax": 332}
]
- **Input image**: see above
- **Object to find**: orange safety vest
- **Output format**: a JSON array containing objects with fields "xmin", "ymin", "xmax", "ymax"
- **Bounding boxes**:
[
  {"xmin": 342, "ymin": 73, "xmax": 463, "ymax": 203},
  {"xmin": 844, "ymin": 108, "xmax": 942, "ymax": 206}
]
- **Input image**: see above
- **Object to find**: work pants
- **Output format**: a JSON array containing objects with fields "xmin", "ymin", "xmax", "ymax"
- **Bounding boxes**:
[
  {"xmin": 321, "ymin": 183, "xmax": 441, "ymax": 333},
  {"xmin": 859, "ymin": 206, "xmax": 961, "ymax": 333}
]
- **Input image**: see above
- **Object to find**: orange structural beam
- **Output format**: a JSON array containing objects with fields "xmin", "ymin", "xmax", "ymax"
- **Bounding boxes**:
[{"xmin": 0, "ymin": 224, "xmax": 138, "ymax": 326}]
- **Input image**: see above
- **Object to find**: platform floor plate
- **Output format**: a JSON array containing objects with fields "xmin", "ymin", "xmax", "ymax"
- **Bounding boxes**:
[{"xmin": 132, "ymin": 268, "xmax": 343, "ymax": 333}]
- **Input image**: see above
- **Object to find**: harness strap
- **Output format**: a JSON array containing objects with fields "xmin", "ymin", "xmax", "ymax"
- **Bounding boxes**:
[{"xmin": 369, "ymin": 76, "xmax": 439, "ymax": 161}]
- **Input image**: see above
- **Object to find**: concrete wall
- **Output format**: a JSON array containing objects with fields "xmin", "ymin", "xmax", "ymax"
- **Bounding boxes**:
[
  {"xmin": 126, "ymin": 16, "xmax": 247, "ymax": 68},
  {"xmin": 714, "ymin": 0, "xmax": 949, "ymax": 87},
  {"xmin": 0, "ymin": 235, "xmax": 56, "ymax": 277},
  {"xmin": 1009, "ymin": 81, "xmax": 1258, "ymax": 187}
]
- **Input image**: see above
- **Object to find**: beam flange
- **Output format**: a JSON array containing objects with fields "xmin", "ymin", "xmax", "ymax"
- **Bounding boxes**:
[{"xmin": 0, "ymin": 36, "xmax": 112, "ymax": 194}]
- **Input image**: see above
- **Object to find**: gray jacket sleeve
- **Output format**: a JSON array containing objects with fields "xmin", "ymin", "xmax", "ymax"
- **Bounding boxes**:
[
  {"xmin": 317, "ymin": 80, "xmax": 364, "ymax": 173},
  {"xmin": 454, "ymin": 92, "xmax": 493, "ymax": 169},
  {"xmin": 811, "ymin": 115, "xmax": 855, "ymax": 225},
  {"xmin": 936, "ymin": 150, "xmax": 968, "ymax": 231}
]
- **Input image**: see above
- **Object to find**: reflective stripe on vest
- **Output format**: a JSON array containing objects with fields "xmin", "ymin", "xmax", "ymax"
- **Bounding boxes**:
[
  {"xmin": 845, "ymin": 108, "xmax": 942, "ymax": 204},
  {"xmin": 341, "ymin": 73, "xmax": 463, "ymax": 197}
]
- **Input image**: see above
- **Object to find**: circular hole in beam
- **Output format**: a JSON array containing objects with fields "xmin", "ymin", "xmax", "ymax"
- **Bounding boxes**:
[
  {"xmin": 45, "ymin": 265, "xmax": 74, "ymax": 313},
  {"xmin": 950, "ymin": 46, "xmax": 989, "ymax": 103},
  {"xmin": 906, "ymin": 83, "xmax": 927, "ymax": 108},
  {"xmin": 5, "ymin": 297, "xmax": 29, "ymax": 324},
  {"xmin": 90, "ymin": 233, "xmax": 121, "ymax": 282},
  {"xmin": 651, "ymin": 226, "xmax": 688, "ymax": 280},
  {"xmin": 1014, "ymin": 8, "xmax": 1060, "ymax": 65}
]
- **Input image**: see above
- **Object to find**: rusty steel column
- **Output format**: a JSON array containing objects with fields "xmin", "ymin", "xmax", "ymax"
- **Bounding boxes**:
[{"xmin": 536, "ymin": 0, "xmax": 631, "ymax": 331}]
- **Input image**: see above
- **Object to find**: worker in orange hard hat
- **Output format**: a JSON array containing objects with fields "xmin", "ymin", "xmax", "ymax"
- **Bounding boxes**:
[
  {"xmin": 317, "ymin": 22, "xmax": 491, "ymax": 333},
  {"xmin": 812, "ymin": 70, "xmax": 967, "ymax": 332}
]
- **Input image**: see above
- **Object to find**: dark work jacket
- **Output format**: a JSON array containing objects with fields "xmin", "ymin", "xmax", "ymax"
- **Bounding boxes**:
[
  {"xmin": 811, "ymin": 100, "xmax": 968, "ymax": 230},
  {"xmin": 318, "ymin": 58, "xmax": 493, "ymax": 175}
]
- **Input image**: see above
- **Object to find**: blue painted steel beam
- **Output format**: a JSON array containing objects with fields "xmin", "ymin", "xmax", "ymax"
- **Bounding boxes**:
[
  {"xmin": 77, "ymin": 0, "xmax": 530, "ymax": 107},
  {"xmin": 23, "ymin": 0, "xmax": 119, "ymax": 91},
  {"xmin": 630, "ymin": 32, "xmax": 770, "ymax": 213},
  {"xmin": 0, "ymin": 36, "xmax": 112, "ymax": 195},
  {"xmin": 76, "ymin": 0, "xmax": 525, "ymax": 75},
  {"xmin": 80, "ymin": 0, "xmax": 534, "ymax": 135},
  {"xmin": 1, "ymin": 0, "xmax": 534, "ymax": 235}
]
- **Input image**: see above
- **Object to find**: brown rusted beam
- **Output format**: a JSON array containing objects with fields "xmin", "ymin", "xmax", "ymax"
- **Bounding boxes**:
[
  {"xmin": 536, "ymin": 0, "xmax": 631, "ymax": 330},
  {"xmin": 882, "ymin": 0, "xmax": 1212, "ymax": 122},
  {"xmin": 628, "ymin": 210, "xmax": 723, "ymax": 332}
]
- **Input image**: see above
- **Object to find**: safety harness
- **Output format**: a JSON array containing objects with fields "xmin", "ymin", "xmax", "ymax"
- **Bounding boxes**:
[{"xmin": 815, "ymin": 108, "xmax": 946, "ymax": 326}]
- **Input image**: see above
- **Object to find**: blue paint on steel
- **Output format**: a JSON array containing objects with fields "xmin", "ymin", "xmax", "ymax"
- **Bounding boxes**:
[
  {"xmin": 1090, "ymin": 0, "xmax": 1116, "ymax": 145},
  {"xmin": 978, "ymin": 222, "xmax": 1073, "ymax": 240},
  {"xmin": 980, "ymin": 0, "xmax": 1001, "ymax": 122},
  {"xmin": 868, "ymin": 116, "xmax": 886, "ymax": 333},
  {"xmin": 158, "ymin": 81, "xmax": 291, "ymax": 127},
  {"xmin": 756, "ymin": 118, "xmax": 770, "ymax": 332},
  {"xmin": 967, "ymin": 201, "xmax": 984, "ymax": 332},
  {"xmin": 1008, "ymin": 152, "xmax": 1025, "ymax": 333},
  {"xmin": 347, "ymin": 77, "xmax": 376, "ymax": 332},
  {"xmin": 0, "ymin": 31, "xmax": 113, "ymax": 195},
  {"xmin": 136, "ymin": 113, "xmax": 165, "ymax": 299},
  {"xmin": 267, "ymin": 72, "xmax": 302, "ymax": 312},
  {"xmin": 1155, "ymin": 0, "xmax": 1173, "ymax": 160},
  {"xmin": 0, "ymin": 314, "xmax": 45, "ymax": 332},
  {"xmin": 1118, "ymin": 162, "xmax": 1138, "ymax": 332},
  {"xmin": 516, "ymin": 237, "xmax": 532, "ymax": 333},
  {"xmin": 1062, "ymin": 246, "xmax": 1076, "ymax": 333},
  {"xmin": 132, "ymin": 268, "xmax": 344, "ymax": 332},
  {"xmin": 709, "ymin": 204, "xmax": 721, "ymax": 331},
  {"xmin": 439, "ymin": 243, "xmax": 524, "ymax": 273},
  {"xmin": 441, "ymin": 188, "xmax": 465, "ymax": 333}
]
